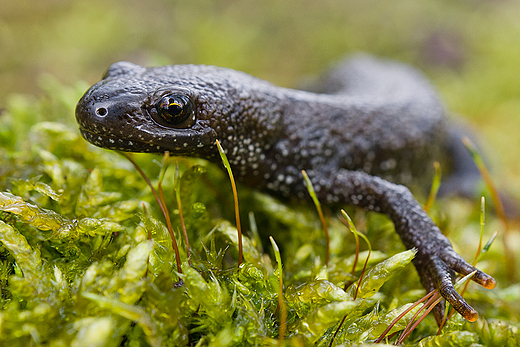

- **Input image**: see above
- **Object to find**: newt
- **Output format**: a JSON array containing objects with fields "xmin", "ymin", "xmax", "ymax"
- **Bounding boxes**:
[{"xmin": 75, "ymin": 55, "xmax": 496, "ymax": 324}]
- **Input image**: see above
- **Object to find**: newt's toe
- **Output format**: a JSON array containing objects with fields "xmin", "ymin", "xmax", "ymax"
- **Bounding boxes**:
[
  {"xmin": 440, "ymin": 250, "xmax": 497, "ymax": 289},
  {"xmin": 415, "ymin": 250, "xmax": 494, "ymax": 325},
  {"xmin": 429, "ymin": 257, "xmax": 478, "ymax": 321},
  {"xmin": 432, "ymin": 301, "xmax": 445, "ymax": 326}
]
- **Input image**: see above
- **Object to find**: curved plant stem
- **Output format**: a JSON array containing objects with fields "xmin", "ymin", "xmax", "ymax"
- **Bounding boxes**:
[
  {"xmin": 270, "ymin": 236, "xmax": 286, "ymax": 346},
  {"xmin": 302, "ymin": 170, "xmax": 330, "ymax": 266},
  {"xmin": 463, "ymin": 137, "xmax": 514, "ymax": 280},
  {"xmin": 375, "ymin": 290, "xmax": 436, "ymax": 343},
  {"xmin": 120, "ymin": 152, "xmax": 182, "ymax": 274},
  {"xmin": 216, "ymin": 139, "xmax": 243, "ymax": 266},
  {"xmin": 424, "ymin": 161, "xmax": 441, "ymax": 213},
  {"xmin": 330, "ymin": 210, "xmax": 372, "ymax": 347},
  {"xmin": 175, "ymin": 162, "xmax": 192, "ymax": 265},
  {"xmin": 397, "ymin": 294, "xmax": 442, "ymax": 345}
]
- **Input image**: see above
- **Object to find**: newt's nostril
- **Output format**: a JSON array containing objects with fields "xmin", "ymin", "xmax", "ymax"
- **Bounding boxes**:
[{"xmin": 96, "ymin": 107, "xmax": 108, "ymax": 117}]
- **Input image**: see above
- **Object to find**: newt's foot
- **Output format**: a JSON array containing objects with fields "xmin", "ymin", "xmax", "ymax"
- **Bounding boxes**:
[{"xmin": 416, "ymin": 247, "xmax": 496, "ymax": 325}]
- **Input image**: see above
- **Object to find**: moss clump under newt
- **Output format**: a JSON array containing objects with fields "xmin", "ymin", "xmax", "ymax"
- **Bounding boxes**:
[{"xmin": 0, "ymin": 79, "xmax": 518, "ymax": 346}]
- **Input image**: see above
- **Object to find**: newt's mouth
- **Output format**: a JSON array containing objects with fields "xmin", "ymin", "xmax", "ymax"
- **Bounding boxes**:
[{"xmin": 79, "ymin": 128, "xmax": 166, "ymax": 153}]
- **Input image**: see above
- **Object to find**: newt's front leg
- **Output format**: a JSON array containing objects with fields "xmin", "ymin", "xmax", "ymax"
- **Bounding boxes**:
[{"xmin": 312, "ymin": 169, "xmax": 496, "ymax": 324}]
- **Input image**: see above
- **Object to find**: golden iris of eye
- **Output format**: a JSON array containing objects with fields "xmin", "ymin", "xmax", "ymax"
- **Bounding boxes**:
[{"xmin": 156, "ymin": 94, "xmax": 192, "ymax": 125}]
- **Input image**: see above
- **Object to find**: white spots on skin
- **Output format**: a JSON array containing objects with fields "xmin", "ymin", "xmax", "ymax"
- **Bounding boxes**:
[
  {"xmin": 380, "ymin": 158, "xmax": 397, "ymax": 171},
  {"xmin": 279, "ymin": 185, "xmax": 290, "ymax": 194},
  {"xmin": 75, "ymin": 60, "xmax": 450, "ymax": 274},
  {"xmin": 398, "ymin": 171, "xmax": 412, "ymax": 185}
]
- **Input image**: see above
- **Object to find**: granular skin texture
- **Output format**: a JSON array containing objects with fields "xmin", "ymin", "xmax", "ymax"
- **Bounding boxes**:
[{"xmin": 76, "ymin": 55, "xmax": 496, "ymax": 324}]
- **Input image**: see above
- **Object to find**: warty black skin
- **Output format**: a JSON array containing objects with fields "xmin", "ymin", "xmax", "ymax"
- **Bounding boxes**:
[{"xmin": 76, "ymin": 55, "xmax": 496, "ymax": 324}]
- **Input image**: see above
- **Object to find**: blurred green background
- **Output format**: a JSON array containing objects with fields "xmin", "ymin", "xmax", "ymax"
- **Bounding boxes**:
[{"xmin": 1, "ymin": 0, "xmax": 519, "ymax": 187}]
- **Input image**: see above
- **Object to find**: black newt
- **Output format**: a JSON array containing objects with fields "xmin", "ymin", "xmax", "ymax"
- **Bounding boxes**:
[{"xmin": 75, "ymin": 55, "xmax": 496, "ymax": 324}]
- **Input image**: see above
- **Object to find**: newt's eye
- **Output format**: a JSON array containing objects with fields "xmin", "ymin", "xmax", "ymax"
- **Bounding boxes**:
[{"xmin": 154, "ymin": 94, "xmax": 193, "ymax": 126}]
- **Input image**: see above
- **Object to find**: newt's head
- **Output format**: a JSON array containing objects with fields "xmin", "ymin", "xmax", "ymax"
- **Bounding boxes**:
[
  {"xmin": 76, "ymin": 61, "xmax": 226, "ymax": 157},
  {"xmin": 76, "ymin": 61, "xmax": 283, "ymax": 161}
]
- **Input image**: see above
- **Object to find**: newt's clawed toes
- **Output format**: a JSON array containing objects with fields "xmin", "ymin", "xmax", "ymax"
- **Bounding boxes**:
[{"xmin": 419, "ymin": 249, "xmax": 495, "ymax": 324}]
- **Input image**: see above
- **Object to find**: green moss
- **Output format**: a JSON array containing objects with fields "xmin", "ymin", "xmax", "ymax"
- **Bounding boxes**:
[{"xmin": 0, "ymin": 80, "xmax": 518, "ymax": 347}]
